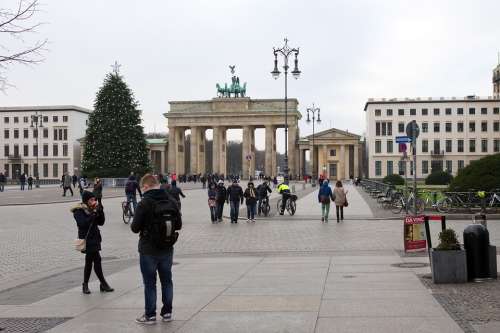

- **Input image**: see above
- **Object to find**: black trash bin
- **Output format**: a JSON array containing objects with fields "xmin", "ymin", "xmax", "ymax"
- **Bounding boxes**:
[{"xmin": 463, "ymin": 224, "xmax": 491, "ymax": 281}]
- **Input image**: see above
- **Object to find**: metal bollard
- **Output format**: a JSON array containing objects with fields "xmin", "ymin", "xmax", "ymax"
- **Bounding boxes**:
[{"xmin": 463, "ymin": 224, "xmax": 491, "ymax": 282}]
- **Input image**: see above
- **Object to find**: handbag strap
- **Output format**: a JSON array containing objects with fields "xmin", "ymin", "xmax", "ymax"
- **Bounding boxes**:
[{"xmin": 83, "ymin": 221, "xmax": 94, "ymax": 240}]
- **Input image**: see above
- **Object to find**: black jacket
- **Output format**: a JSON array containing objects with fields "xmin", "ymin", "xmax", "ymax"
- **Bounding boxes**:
[
  {"xmin": 71, "ymin": 203, "xmax": 105, "ymax": 252},
  {"xmin": 167, "ymin": 185, "xmax": 185, "ymax": 203},
  {"xmin": 244, "ymin": 187, "xmax": 257, "ymax": 205},
  {"xmin": 215, "ymin": 185, "xmax": 227, "ymax": 203},
  {"xmin": 131, "ymin": 189, "xmax": 181, "ymax": 255},
  {"xmin": 227, "ymin": 184, "xmax": 244, "ymax": 203},
  {"xmin": 256, "ymin": 184, "xmax": 272, "ymax": 199}
]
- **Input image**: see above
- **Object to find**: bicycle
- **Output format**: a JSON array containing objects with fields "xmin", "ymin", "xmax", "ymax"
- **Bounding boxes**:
[
  {"xmin": 486, "ymin": 189, "xmax": 500, "ymax": 213},
  {"xmin": 390, "ymin": 191, "xmax": 424, "ymax": 215},
  {"xmin": 276, "ymin": 194, "xmax": 297, "ymax": 216},
  {"xmin": 121, "ymin": 200, "xmax": 134, "ymax": 224},
  {"xmin": 258, "ymin": 196, "xmax": 271, "ymax": 217},
  {"xmin": 437, "ymin": 191, "xmax": 481, "ymax": 213}
]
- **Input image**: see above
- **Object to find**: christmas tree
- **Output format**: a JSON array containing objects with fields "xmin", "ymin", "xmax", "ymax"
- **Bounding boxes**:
[{"xmin": 82, "ymin": 68, "xmax": 150, "ymax": 177}]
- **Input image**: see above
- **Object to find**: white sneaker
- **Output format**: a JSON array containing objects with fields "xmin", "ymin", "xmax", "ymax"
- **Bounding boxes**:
[{"xmin": 161, "ymin": 313, "xmax": 172, "ymax": 322}]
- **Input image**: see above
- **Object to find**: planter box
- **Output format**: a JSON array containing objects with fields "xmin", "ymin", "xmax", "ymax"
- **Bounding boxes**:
[{"xmin": 430, "ymin": 248, "xmax": 468, "ymax": 284}]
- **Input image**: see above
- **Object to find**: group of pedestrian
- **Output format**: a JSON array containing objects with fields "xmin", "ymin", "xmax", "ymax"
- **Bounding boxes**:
[{"xmin": 318, "ymin": 180, "xmax": 348, "ymax": 223}]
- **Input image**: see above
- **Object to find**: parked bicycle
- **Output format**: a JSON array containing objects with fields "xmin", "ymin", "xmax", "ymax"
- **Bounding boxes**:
[
  {"xmin": 121, "ymin": 200, "xmax": 133, "ymax": 224},
  {"xmin": 277, "ymin": 194, "xmax": 297, "ymax": 216},
  {"xmin": 437, "ymin": 191, "xmax": 482, "ymax": 213},
  {"xmin": 390, "ymin": 191, "xmax": 424, "ymax": 215}
]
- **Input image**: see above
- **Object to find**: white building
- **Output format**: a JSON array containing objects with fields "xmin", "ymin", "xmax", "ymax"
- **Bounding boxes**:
[{"xmin": 0, "ymin": 106, "xmax": 91, "ymax": 180}]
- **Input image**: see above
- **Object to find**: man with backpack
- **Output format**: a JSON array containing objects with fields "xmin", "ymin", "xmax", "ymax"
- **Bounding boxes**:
[
  {"xmin": 125, "ymin": 175, "xmax": 142, "ymax": 213},
  {"xmin": 131, "ymin": 174, "xmax": 182, "ymax": 325}
]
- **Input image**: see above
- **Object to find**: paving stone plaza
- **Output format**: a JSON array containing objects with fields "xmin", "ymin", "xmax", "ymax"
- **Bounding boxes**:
[{"xmin": 1, "ymin": 182, "xmax": 499, "ymax": 332}]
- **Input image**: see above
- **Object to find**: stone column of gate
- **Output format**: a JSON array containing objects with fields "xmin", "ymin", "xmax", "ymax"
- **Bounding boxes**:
[
  {"xmin": 265, "ymin": 126, "xmax": 274, "ymax": 177},
  {"xmin": 339, "ymin": 144, "xmax": 345, "ymax": 180},
  {"xmin": 160, "ymin": 149, "xmax": 166, "ymax": 174},
  {"xmin": 198, "ymin": 128, "xmax": 206, "ymax": 175},
  {"xmin": 353, "ymin": 144, "xmax": 359, "ymax": 177},
  {"xmin": 168, "ymin": 127, "xmax": 177, "ymax": 173},
  {"xmin": 190, "ymin": 126, "xmax": 199, "ymax": 175},
  {"xmin": 287, "ymin": 124, "xmax": 298, "ymax": 179},
  {"xmin": 175, "ymin": 128, "xmax": 186, "ymax": 175},
  {"xmin": 242, "ymin": 126, "xmax": 251, "ymax": 179},
  {"xmin": 220, "ymin": 127, "xmax": 227, "ymax": 176},
  {"xmin": 249, "ymin": 127, "xmax": 256, "ymax": 178},
  {"xmin": 345, "ymin": 144, "xmax": 351, "ymax": 179}
]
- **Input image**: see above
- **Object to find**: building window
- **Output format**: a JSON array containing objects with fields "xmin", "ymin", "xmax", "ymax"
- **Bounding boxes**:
[
  {"xmin": 387, "ymin": 140, "xmax": 393, "ymax": 153},
  {"xmin": 421, "ymin": 108, "xmax": 428, "ymax": 116},
  {"xmin": 433, "ymin": 140, "xmax": 441, "ymax": 153},
  {"xmin": 445, "ymin": 122, "xmax": 452, "ymax": 132},
  {"xmin": 494, "ymin": 139, "xmax": 500, "ymax": 152},
  {"xmin": 63, "ymin": 116, "xmax": 68, "ymax": 122},
  {"xmin": 481, "ymin": 121, "xmax": 488, "ymax": 132},
  {"xmin": 63, "ymin": 163, "xmax": 68, "ymax": 174},
  {"xmin": 446, "ymin": 160, "xmax": 452, "ymax": 173},
  {"xmin": 387, "ymin": 122, "xmax": 392, "ymax": 136},
  {"xmin": 457, "ymin": 140, "xmax": 464, "ymax": 153},
  {"xmin": 457, "ymin": 122, "xmax": 464, "ymax": 132},
  {"xmin": 63, "ymin": 129, "xmax": 68, "ymax": 140},
  {"xmin": 43, "ymin": 116, "xmax": 48, "ymax": 123},
  {"xmin": 43, "ymin": 163, "xmax": 48, "ymax": 177},
  {"xmin": 23, "ymin": 116, "xmax": 29, "ymax": 123},
  {"xmin": 494, "ymin": 107, "xmax": 499, "ymax": 115},
  {"xmin": 53, "ymin": 116, "xmax": 58, "ymax": 122},
  {"xmin": 375, "ymin": 109, "xmax": 381, "ymax": 116},
  {"xmin": 410, "ymin": 109, "xmax": 416, "ymax": 116},
  {"xmin": 469, "ymin": 108, "xmax": 475, "ymax": 115},
  {"xmin": 458, "ymin": 160, "xmax": 465, "ymax": 170},
  {"xmin": 381, "ymin": 122, "xmax": 387, "ymax": 136},
  {"xmin": 445, "ymin": 108, "xmax": 452, "ymax": 115},
  {"xmin": 53, "ymin": 129, "xmax": 57, "ymax": 140},
  {"xmin": 33, "ymin": 144, "xmax": 38, "ymax": 157},
  {"xmin": 23, "ymin": 144, "xmax": 28, "ymax": 157},
  {"xmin": 375, "ymin": 140, "xmax": 382, "ymax": 153},
  {"xmin": 433, "ymin": 108, "xmax": 440, "ymax": 116},
  {"xmin": 446, "ymin": 140, "xmax": 452, "ymax": 153},
  {"xmin": 493, "ymin": 121, "xmax": 499, "ymax": 132},
  {"xmin": 4, "ymin": 129, "xmax": 9, "ymax": 139},
  {"xmin": 387, "ymin": 161, "xmax": 393, "ymax": 175},
  {"xmin": 4, "ymin": 117, "xmax": 9, "ymax": 123},
  {"xmin": 13, "ymin": 129, "xmax": 19, "ymax": 139},
  {"xmin": 329, "ymin": 149, "xmax": 336, "ymax": 156},
  {"xmin": 481, "ymin": 107, "xmax": 487, "ymax": 115},
  {"xmin": 386, "ymin": 109, "xmax": 393, "ymax": 116},
  {"xmin": 63, "ymin": 144, "xmax": 68, "ymax": 157},
  {"xmin": 4, "ymin": 145, "xmax": 9, "ymax": 157},
  {"xmin": 469, "ymin": 121, "xmax": 475, "ymax": 132},
  {"xmin": 457, "ymin": 108, "xmax": 464, "ymax": 115},
  {"xmin": 14, "ymin": 117, "xmax": 19, "ymax": 123},
  {"xmin": 422, "ymin": 139, "xmax": 428, "ymax": 153},
  {"xmin": 43, "ymin": 144, "xmax": 48, "ymax": 156},
  {"xmin": 13, "ymin": 145, "xmax": 19, "ymax": 157},
  {"xmin": 53, "ymin": 144, "xmax": 58, "ymax": 156},
  {"xmin": 33, "ymin": 163, "xmax": 38, "ymax": 177},
  {"xmin": 43, "ymin": 128, "xmax": 48, "ymax": 138},
  {"xmin": 23, "ymin": 129, "xmax": 29, "ymax": 139},
  {"xmin": 422, "ymin": 122, "xmax": 428, "ymax": 133},
  {"xmin": 398, "ymin": 109, "xmax": 404, "ymax": 116},
  {"xmin": 469, "ymin": 139, "xmax": 476, "ymax": 153},
  {"xmin": 398, "ymin": 161, "xmax": 406, "ymax": 175},
  {"xmin": 53, "ymin": 163, "xmax": 58, "ymax": 178},
  {"xmin": 398, "ymin": 122, "xmax": 404, "ymax": 133},
  {"xmin": 481, "ymin": 139, "xmax": 488, "ymax": 153},
  {"xmin": 33, "ymin": 129, "xmax": 38, "ymax": 138},
  {"xmin": 422, "ymin": 160, "xmax": 429, "ymax": 174},
  {"xmin": 375, "ymin": 161, "xmax": 382, "ymax": 176},
  {"xmin": 376, "ymin": 122, "xmax": 380, "ymax": 136},
  {"xmin": 433, "ymin": 122, "xmax": 440, "ymax": 132}
]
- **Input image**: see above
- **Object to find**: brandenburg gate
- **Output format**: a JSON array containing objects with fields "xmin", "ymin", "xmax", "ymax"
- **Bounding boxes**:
[{"xmin": 165, "ymin": 97, "xmax": 301, "ymax": 178}]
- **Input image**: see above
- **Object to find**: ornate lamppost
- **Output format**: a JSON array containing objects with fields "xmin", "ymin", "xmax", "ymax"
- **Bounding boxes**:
[
  {"xmin": 306, "ymin": 104, "xmax": 321, "ymax": 187},
  {"xmin": 30, "ymin": 111, "xmax": 43, "ymax": 188},
  {"xmin": 271, "ymin": 38, "xmax": 301, "ymax": 183}
]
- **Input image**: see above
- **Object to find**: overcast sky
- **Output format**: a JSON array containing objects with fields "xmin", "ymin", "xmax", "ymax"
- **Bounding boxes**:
[{"xmin": 2, "ymin": 0, "xmax": 500, "ymax": 152}]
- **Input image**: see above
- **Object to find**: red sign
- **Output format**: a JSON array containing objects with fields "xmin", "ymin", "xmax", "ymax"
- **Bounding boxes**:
[{"xmin": 404, "ymin": 215, "xmax": 427, "ymax": 252}]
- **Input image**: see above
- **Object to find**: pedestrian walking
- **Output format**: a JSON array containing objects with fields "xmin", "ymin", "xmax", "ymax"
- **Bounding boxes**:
[
  {"xmin": 62, "ymin": 172, "xmax": 74, "ymax": 196},
  {"xmin": 72, "ymin": 174, "xmax": 78, "ymax": 188},
  {"xmin": 0, "ymin": 172, "xmax": 5, "ymax": 192},
  {"xmin": 166, "ymin": 180, "xmax": 185, "ymax": 210},
  {"xmin": 71, "ymin": 191, "xmax": 114, "ymax": 295},
  {"xmin": 207, "ymin": 182, "xmax": 217, "ymax": 223},
  {"xmin": 78, "ymin": 176, "xmax": 87, "ymax": 196},
  {"xmin": 215, "ymin": 180, "xmax": 227, "ymax": 222},
  {"xmin": 19, "ymin": 173, "xmax": 26, "ymax": 191},
  {"xmin": 244, "ymin": 181, "xmax": 257, "ymax": 222},
  {"xmin": 226, "ymin": 179, "xmax": 243, "ymax": 223},
  {"xmin": 131, "ymin": 174, "xmax": 182, "ymax": 325},
  {"xmin": 318, "ymin": 180, "xmax": 335, "ymax": 223},
  {"xmin": 93, "ymin": 177, "xmax": 103, "ymax": 206},
  {"xmin": 27, "ymin": 175, "xmax": 33, "ymax": 190},
  {"xmin": 333, "ymin": 181, "xmax": 348, "ymax": 223}
]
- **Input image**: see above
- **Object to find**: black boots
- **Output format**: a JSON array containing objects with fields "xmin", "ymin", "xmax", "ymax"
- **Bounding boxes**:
[
  {"xmin": 82, "ymin": 283, "xmax": 91, "ymax": 294},
  {"xmin": 100, "ymin": 283, "xmax": 114, "ymax": 293}
]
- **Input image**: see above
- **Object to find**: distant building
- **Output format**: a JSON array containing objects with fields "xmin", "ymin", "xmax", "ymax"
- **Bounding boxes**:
[
  {"xmin": 0, "ymin": 106, "xmax": 91, "ymax": 180},
  {"xmin": 146, "ymin": 138, "xmax": 168, "ymax": 174}
]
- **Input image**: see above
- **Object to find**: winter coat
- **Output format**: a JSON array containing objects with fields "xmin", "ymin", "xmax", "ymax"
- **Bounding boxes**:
[
  {"xmin": 167, "ymin": 185, "xmax": 185, "ymax": 203},
  {"xmin": 19, "ymin": 174, "xmax": 26, "ymax": 183},
  {"xmin": 333, "ymin": 186, "xmax": 347, "ymax": 206},
  {"xmin": 0, "ymin": 174, "xmax": 5, "ymax": 183},
  {"xmin": 256, "ymin": 184, "xmax": 272, "ymax": 199},
  {"xmin": 318, "ymin": 183, "xmax": 334, "ymax": 204},
  {"xmin": 227, "ymin": 184, "xmax": 244, "ymax": 203},
  {"xmin": 244, "ymin": 187, "xmax": 257, "ymax": 205},
  {"xmin": 63, "ymin": 175, "xmax": 72, "ymax": 188},
  {"xmin": 215, "ymin": 185, "xmax": 227, "ymax": 203},
  {"xmin": 208, "ymin": 187, "xmax": 217, "ymax": 200},
  {"xmin": 93, "ymin": 182, "xmax": 103, "ymax": 199},
  {"xmin": 130, "ymin": 188, "xmax": 182, "ymax": 256},
  {"xmin": 71, "ymin": 203, "xmax": 105, "ymax": 252}
]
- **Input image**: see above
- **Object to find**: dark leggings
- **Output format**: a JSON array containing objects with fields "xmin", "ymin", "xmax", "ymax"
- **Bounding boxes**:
[
  {"xmin": 84, "ymin": 251, "xmax": 106, "ymax": 284},
  {"xmin": 336, "ymin": 205, "xmax": 344, "ymax": 220}
]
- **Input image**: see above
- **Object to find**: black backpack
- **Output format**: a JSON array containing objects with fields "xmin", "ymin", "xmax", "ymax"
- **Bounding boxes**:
[{"xmin": 144, "ymin": 197, "xmax": 182, "ymax": 249}]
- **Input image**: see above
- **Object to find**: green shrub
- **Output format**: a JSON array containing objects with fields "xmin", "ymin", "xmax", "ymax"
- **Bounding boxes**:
[
  {"xmin": 425, "ymin": 171, "xmax": 453, "ymax": 185},
  {"xmin": 449, "ymin": 153, "xmax": 500, "ymax": 191},
  {"xmin": 382, "ymin": 174, "xmax": 405, "ymax": 185},
  {"xmin": 436, "ymin": 229, "xmax": 461, "ymax": 251}
]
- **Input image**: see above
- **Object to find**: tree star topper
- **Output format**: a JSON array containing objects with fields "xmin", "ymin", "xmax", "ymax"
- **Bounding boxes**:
[{"xmin": 111, "ymin": 61, "xmax": 121, "ymax": 74}]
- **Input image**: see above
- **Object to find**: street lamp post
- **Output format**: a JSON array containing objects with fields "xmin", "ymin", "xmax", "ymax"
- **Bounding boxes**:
[
  {"xmin": 271, "ymin": 38, "xmax": 301, "ymax": 184},
  {"xmin": 306, "ymin": 104, "xmax": 321, "ymax": 187},
  {"xmin": 30, "ymin": 111, "xmax": 43, "ymax": 188}
]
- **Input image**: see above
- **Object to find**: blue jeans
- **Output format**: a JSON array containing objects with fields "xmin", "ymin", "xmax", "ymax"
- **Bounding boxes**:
[
  {"xmin": 140, "ymin": 250, "xmax": 174, "ymax": 317},
  {"xmin": 126, "ymin": 193, "xmax": 138, "ymax": 212},
  {"xmin": 230, "ymin": 201, "xmax": 240, "ymax": 222},
  {"xmin": 247, "ymin": 202, "xmax": 256, "ymax": 219}
]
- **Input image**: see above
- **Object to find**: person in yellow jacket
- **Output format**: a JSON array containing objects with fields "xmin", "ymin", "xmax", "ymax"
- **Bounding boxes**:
[{"xmin": 277, "ymin": 183, "xmax": 291, "ymax": 215}]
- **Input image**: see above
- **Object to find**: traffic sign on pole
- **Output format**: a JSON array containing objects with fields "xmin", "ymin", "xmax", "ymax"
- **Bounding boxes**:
[{"xmin": 395, "ymin": 136, "xmax": 412, "ymax": 143}]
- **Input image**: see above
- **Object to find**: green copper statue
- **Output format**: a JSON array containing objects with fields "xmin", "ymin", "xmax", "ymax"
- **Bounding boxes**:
[{"xmin": 216, "ymin": 65, "xmax": 247, "ymax": 98}]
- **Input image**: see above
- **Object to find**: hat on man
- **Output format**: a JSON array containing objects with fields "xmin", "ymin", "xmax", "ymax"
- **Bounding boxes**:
[{"xmin": 81, "ymin": 190, "xmax": 96, "ymax": 204}]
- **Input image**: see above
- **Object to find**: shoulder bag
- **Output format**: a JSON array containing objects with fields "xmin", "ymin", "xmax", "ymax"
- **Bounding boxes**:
[{"xmin": 74, "ymin": 222, "xmax": 93, "ymax": 252}]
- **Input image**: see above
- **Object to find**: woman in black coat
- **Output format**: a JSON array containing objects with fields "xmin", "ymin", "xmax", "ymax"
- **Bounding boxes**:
[{"xmin": 71, "ymin": 191, "xmax": 114, "ymax": 294}]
